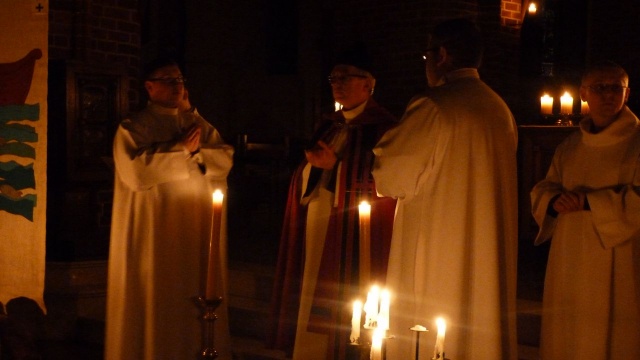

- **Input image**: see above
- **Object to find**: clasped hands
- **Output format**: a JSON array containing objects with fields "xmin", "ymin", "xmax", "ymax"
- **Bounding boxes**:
[
  {"xmin": 178, "ymin": 88, "xmax": 201, "ymax": 153},
  {"xmin": 305, "ymin": 141, "xmax": 337, "ymax": 169},
  {"xmin": 552, "ymin": 190, "xmax": 588, "ymax": 214}
]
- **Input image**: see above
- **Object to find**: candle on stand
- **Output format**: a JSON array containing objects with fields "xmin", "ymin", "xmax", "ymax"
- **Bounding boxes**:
[
  {"xmin": 560, "ymin": 91, "xmax": 574, "ymax": 114},
  {"xmin": 378, "ymin": 289, "xmax": 390, "ymax": 331},
  {"xmin": 350, "ymin": 300, "xmax": 362, "ymax": 343},
  {"xmin": 364, "ymin": 285, "xmax": 380, "ymax": 328},
  {"xmin": 206, "ymin": 189, "xmax": 224, "ymax": 299},
  {"xmin": 370, "ymin": 328, "xmax": 384, "ymax": 360},
  {"xmin": 433, "ymin": 317, "xmax": 446, "ymax": 359},
  {"xmin": 540, "ymin": 93, "xmax": 553, "ymax": 115},
  {"xmin": 358, "ymin": 201, "xmax": 372, "ymax": 289},
  {"xmin": 581, "ymin": 100, "xmax": 590, "ymax": 115}
]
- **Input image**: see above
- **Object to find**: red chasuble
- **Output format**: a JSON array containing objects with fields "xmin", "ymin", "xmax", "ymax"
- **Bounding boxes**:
[{"xmin": 268, "ymin": 99, "xmax": 397, "ymax": 359}]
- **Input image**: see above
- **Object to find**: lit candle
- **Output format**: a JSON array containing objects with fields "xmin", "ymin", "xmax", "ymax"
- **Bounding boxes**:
[
  {"xmin": 335, "ymin": 101, "xmax": 342, "ymax": 112},
  {"xmin": 364, "ymin": 285, "xmax": 380, "ymax": 328},
  {"xmin": 206, "ymin": 189, "xmax": 224, "ymax": 299},
  {"xmin": 528, "ymin": 2, "xmax": 537, "ymax": 15},
  {"xmin": 358, "ymin": 201, "xmax": 372, "ymax": 288},
  {"xmin": 560, "ymin": 91, "xmax": 574, "ymax": 114},
  {"xmin": 433, "ymin": 317, "xmax": 446, "ymax": 359},
  {"xmin": 370, "ymin": 327, "xmax": 384, "ymax": 360},
  {"xmin": 540, "ymin": 94, "xmax": 553, "ymax": 115},
  {"xmin": 581, "ymin": 100, "xmax": 590, "ymax": 115},
  {"xmin": 350, "ymin": 300, "xmax": 362, "ymax": 343},
  {"xmin": 378, "ymin": 289, "xmax": 390, "ymax": 331}
]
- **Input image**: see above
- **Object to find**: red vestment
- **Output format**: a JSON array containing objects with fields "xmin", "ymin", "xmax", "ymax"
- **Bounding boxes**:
[{"xmin": 268, "ymin": 99, "xmax": 397, "ymax": 359}]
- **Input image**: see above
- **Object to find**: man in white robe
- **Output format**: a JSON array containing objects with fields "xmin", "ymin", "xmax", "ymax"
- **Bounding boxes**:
[
  {"xmin": 531, "ymin": 61, "xmax": 640, "ymax": 358},
  {"xmin": 105, "ymin": 58, "xmax": 234, "ymax": 360},
  {"xmin": 372, "ymin": 18, "xmax": 519, "ymax": 359}
]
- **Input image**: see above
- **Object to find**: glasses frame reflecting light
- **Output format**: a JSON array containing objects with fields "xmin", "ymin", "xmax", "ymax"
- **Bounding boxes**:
[
  {"xmin": 421, "ymin": 46, "xmax": 441, "ymax": 61},
  {"xmin": 584, "ymin": 84, "xmax": 628, "ymax": 95},
  {"xmin": 328, "ymin": 74, "xmax": 368, "ymax": 85},
  {"xmin": 147, "ymin": 76, "xmax": 187, "ymax": 85}
]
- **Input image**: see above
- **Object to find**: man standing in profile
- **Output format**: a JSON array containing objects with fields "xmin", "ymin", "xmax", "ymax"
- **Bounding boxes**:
[
  {"xmin": 105, "ymin": 57, "xmax": 234, "ymax": 360},
  {"xmin": 373, "ymin": 18, "xmax": 519, "ymax": 359}
]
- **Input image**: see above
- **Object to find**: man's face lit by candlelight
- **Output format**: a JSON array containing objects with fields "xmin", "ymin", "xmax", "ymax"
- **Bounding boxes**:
[
  {"xmin": 145, "ymin": 65, "xmax": 186, "ymax": 108},
  {"xmin": 580, "ymin": 68, "xmax": 630, "ymax": 131},
  {"xmin": 328, "ymin": 64, "xmax": 375, "ymax": 110}
]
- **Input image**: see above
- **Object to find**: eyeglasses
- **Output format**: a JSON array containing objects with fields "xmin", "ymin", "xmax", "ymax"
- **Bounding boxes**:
[
  {"xmin": 328, "ymin": 74, "xmax": 368, "ymax": 84},
  {"xmin": 147, "ymin": 76, "xmax": 187, "ymax": 85},
  {"xmin": 584, "ymin": 84, "xmax": 628, "ymax": 95},
  {"xmin": 421, "ymin": 46, "xmax": 441, "ymax": 61}
]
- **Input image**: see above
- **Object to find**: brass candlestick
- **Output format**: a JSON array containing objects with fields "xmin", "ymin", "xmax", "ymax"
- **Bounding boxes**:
[{"xmin": 196, "ymin": 296, "xmax": 223, "ymax": 359}]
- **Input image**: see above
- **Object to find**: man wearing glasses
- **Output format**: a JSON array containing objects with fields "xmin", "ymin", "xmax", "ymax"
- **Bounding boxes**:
[
  {"xmin": 531, "ymin": 61, "xmax": 640, "ymax": 358},
  {"xmin": 105, "ymin": 57, "xmax": 234, "ymax": 360},
  {"xmin": 270, "ymin": 43, "xmax": 397, "ymax": 360}
]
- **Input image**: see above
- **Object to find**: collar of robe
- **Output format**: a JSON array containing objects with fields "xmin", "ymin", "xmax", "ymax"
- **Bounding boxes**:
[
  {"xmin": 579, "ymin": 106, "xmax": 640, "ymax": 147},
  {"xmin": 147, "ymin": 101, "xmax": 179, "ymax": 115},
  {"xmin": 444, "ymin": 68, "xmax": 480, "ymax": 83}
]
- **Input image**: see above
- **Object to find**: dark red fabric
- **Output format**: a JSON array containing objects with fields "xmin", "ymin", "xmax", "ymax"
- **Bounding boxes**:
[
  {"xmin": 267, "ymin": 99, "xmax": 397, "ymax": 359},
  {"xmin": 266, "ymin": 164, "xmax": 308, "ymax": 356}
]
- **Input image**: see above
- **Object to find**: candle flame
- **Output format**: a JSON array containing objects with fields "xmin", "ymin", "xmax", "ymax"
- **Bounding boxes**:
[
  {"xmin": 212, "ymin": 189, "xmax": 224, "ymax": 204},
  {"xmin": 358, "ymin": 200, "xmax": 371, "ymax": 214},
  {"xmin": 528, "ymin": 3, "xmax": 537, "ymax": 14}
]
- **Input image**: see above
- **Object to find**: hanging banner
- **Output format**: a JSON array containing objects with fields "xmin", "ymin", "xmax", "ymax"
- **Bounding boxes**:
[{"xmin": 0, "ymin": 0, "xmax": 49, "ymax": 312}]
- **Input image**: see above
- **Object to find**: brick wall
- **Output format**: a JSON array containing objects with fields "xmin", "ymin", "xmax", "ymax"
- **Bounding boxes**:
[
  {"xmin": 49, "ymin": 0, "xmax": 140, "ymax": 106},
  {"xmin": 501, "ymin": 0, "xmax": 523, "ymax": 27},
  {"xmin": 329, "ymin": 0, "xmax": 523, "ymax": 118}
]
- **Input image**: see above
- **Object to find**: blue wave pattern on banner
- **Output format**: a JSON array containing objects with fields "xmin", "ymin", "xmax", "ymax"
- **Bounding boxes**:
[{"xmin": 0, "ymin": 104, "xmax": 39, "ymax": 221}]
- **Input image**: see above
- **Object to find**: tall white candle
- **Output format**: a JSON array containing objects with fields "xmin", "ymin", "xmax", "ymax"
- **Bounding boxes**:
[
  {"xmin": 560, "ymin": 91, "xmax": 574, "ymax": 114},
  {"xmin": 433, "ymin": 317, "xmax": 446, "ymax": 359},
  {"xmin": 350, "ymin": 300, "xmax": 362, "ymax": 343},
  {"xmin": 378, "ymin": 289, "xmax": 390, "ymax": 330},
  {"xmin": 206, "ymin": 190, "xmax": 224, "ymax": 299},
  {"xmin": 370, "ymin": 328, "xmax": 384, "ymax": 360},
  {"xmin": 540, "ymin": 94, "xmax": 553, "ymax": 115},
  {"xmin": 359, "ymin": 201, "xmax": 372, "ymax": 288},
  {"xmin": 364, "ymin": 285, "xmax": 380, "ymax": 328}
]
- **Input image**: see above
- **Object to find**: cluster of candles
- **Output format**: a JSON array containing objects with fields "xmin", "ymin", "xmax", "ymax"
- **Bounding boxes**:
[
  {"xmin": 350, "ymin": 285, "xmax": 390, "ymax": 360},
  {"xmin": 540, "ymin": 91, "xmax": 590, "ymax": 115},
  {"xmin": 351, "ymin": 286, "xmax": 447, "ymax": 360}
]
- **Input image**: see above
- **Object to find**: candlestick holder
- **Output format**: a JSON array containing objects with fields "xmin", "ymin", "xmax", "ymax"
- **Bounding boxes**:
[
  {"xmin": 410, "ymin": 325, "xmax": 428, "ymax": 360},
  {"xmin": 555, "ymin": 113, "xmax": 574, "ymax": 126},
  {"xmin": 195, "ymin": 296, "xmax": 223, "ymax": 359},
  {"xmin": 347, "ymin": 341, "xmax": 371, "ymax": 360}
]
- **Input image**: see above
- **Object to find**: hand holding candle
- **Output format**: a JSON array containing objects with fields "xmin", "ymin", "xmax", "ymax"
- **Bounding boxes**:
[{"xmin": 206, "ymin": 189, "xmax": 224, "ymax": 299}]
